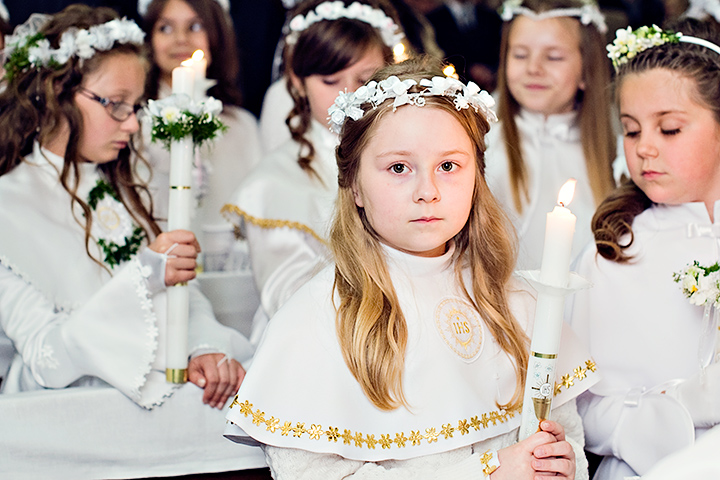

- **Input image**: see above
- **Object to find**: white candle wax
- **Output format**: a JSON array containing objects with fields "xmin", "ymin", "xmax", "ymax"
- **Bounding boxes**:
[
  {"xmin": 172, "ymin": 64, "xmax": 194, "ymax": 97},
  {"xmin": 166, "ymin": 285, "xmax": 189, "ymax": 369},
  {"xmin": 191, "ymin": 50, "xmax": 207, "ymax": 100},
  {"xmin": 539, "ymin": 205, "xmax": 576, "ymax": 287}
]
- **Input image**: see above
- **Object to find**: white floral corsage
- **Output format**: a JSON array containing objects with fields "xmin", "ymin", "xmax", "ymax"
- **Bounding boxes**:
[
  {"xmin": 87, "ymin": 179, "xmax": 146, "ymax": 268},
  {"xmin": 673, "ymin": 261, "xmax": 720, "ymax": 306},
  {"xmin": 144, "ymin": 94, "xmax": 227, "ymax": 148},
  {"xmin": 327, "ymin": 74, "xmax": 497, "ymax": 133}
]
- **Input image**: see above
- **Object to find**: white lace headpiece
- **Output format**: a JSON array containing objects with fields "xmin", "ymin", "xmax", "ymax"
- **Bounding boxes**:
[
  {"xmin": 327, "ymin": 75, "xmax": 497, "ymax": 133},
  {"xmin": 3, "ymin": 13, "xmax": 145, "ymax": 80},
  {"xmin": 137, "ymin": 0, "xmax": 230, "ymax": 16},
  {"xmin": 286, "ymin": 1, "xmax": 405, "ymax": 48},
  {"xmin": 684, "ymin": 0, "xmax": 720, "ymax": 22},
  {"xmin": 500, "ymin": 0, "xmax": 608, "ymax": 34}
]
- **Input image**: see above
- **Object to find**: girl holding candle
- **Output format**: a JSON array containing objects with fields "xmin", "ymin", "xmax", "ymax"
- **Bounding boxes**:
[
  {"xmin": 484, "ymin": 0, "xmax": 616, "ymax": 271},
  {"xmin": 225, "ymin": 58, "xmax": 599, "ymax": 479},
  {"xmin": 0, "ymin": 5, "xmax": 253, "ymax": 414},
  {"xmin": 223, "ymin": 0, "xmax": 404, "ymax": 341},
  {"xmin": 568, "ymin": 18, "xmax": 720, "ymax": 480},
  {"xmin": 140, "ymin": 0, "xmax": 262, "ymax": 260}
]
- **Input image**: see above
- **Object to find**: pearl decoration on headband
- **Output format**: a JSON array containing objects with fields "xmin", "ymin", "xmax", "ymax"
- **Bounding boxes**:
[{"xmin": 500, "ymin": 0, "xmax": 608, "ymax": 34}]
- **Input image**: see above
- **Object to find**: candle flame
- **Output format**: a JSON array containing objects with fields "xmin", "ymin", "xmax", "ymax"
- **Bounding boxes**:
[
  {"xmin": 443, "ymin": 64, "xmax": 459, "ymax": 79},
  {"xmin": 393, "ymin": 43, "xmax": 408, "ymax": 63},
  {"xmin": 192, "ymin": 50, "xmax": 205, "ymax": 61},
  {"xmin": 557, "ymin": 178, "xmax": 577, "ymax": 207}
]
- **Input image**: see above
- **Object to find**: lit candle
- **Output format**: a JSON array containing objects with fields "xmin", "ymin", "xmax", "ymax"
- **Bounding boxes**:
[
  {"xmin": 165, "ymin": 60, "xmax": 197, "ymax": 383},
  {"xmin": 518, "ymin": 178, "xmax": 578, "ymax": 439},
  {"xmin": 539, "ymin": 179, "xmax": 577, "ymax": 287},
  {"xmin": 190, "ymin": 50, "xmax": 208, "ymax": 100},
  {"xmin": 172, "ymin": 61, "xmax": 194, "ymax": 97}
]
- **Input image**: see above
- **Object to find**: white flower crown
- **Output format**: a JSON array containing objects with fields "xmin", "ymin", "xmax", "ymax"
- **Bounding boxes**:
[
  {"xmin": 500, "ymin": 0, "xmax": 608, "ymax": 34},
  {"xmin": 3, "ymin": 14, "xmax": 145, "ymax": 80},
  {"xmin": 607, "ymin": 24, "xmax": 720, "ymax": 71},
  {"xmin": 327, "ymin": 75, "xmax": 497, "ymax": 133},
  {"xmin": 137, "ymin": 0, "xmax": 230, "ymax": 16},
  {"xmin": 286, "ymin": 1, "xmax": 405, "ymax": 48},
  {"xmin": 685, "ymin": 0, "xmax": 720, "ymax": 22}
]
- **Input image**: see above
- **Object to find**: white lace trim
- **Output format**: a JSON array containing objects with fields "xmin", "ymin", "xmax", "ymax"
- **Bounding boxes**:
[{"xmin": 128, "ymin": 258, "xmax": 161, "ymax": 402}]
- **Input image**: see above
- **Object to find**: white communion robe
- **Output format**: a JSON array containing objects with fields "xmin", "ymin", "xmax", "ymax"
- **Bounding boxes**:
[
  {"xmin": 0, "ymin": 144, "xmax": 264, "ymax": 478},
  {"xmin": 225, "ymin": 245, "xmax": 600, "ymax": 479},
  {"xmin": 485, "ymin": 109, "xmax": 597, "ymax": 271},
  {"xmin": 568, "ymin": 201, "xmax": 720, "ymax": 479},
  {"xmin": 223, "ymin": 119, "xmax": 339, "ymax": 341}
]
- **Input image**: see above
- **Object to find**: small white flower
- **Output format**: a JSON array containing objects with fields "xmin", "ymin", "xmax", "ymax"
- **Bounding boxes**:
[{"xmin": 161, "ymin": 106, "xmax": 181, "ymax": 123}]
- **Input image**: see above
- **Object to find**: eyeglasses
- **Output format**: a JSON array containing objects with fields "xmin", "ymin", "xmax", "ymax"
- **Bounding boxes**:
[{"xmin": 78, "ymin": 87, "xmax": 143, "ymax": 122}]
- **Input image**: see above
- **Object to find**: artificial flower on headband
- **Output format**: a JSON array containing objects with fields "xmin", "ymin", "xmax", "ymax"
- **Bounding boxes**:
[
  {"xmin": 2, "ymin": 13, "xmax": 145, "ymax": 81},
  {"xmin": 327, "ymin": 75, "xmax": 497, "ymax": 133},
  {"xmin": 606, "ymin": 24, "xmax": 720, "ymax": 71},
  {"xmin": 500, "ymin": 0, "xmax": 607, "ymax": 34},
  {"xmin": 685, "ymin": 0, "xmax": 720, "ymax": 23},
  {"xmin": 137, "ymin": 0, "xmax": 230, "ymax": 16},
  {"xmin": 286, "ymin": 1, "xmax": 405, "ymax": 49}
]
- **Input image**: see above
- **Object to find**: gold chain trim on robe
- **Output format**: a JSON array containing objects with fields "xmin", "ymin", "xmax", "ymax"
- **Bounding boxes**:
[
  {"xmin": 221, "ymin": 204, "xmax": 326, "ymax": 245},
  {"xmin": 228, "ymin": 359, "xmax": 597, "ymax": 450}
]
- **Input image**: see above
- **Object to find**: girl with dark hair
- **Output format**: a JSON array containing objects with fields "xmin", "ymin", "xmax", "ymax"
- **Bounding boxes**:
[
  {"xmin": 140, "ymin": 0, "xmax": 261, "ymax": 260},
  {"xmin": 224, "ymin": 0, "xmax": 403, "ymax": 341},
  {"xmin": 569, "ymin": 18, "xmax": 720, "ymax": 480}
]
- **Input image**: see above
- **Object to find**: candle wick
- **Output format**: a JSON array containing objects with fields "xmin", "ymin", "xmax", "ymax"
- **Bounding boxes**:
[{"xmin": 558, "ymin": 202, "xmax": 565, "ymax": 208}]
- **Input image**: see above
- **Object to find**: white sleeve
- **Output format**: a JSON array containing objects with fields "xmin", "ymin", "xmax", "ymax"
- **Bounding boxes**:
[
  {"xmin": 264, "ymin": 445, "xmax": 487, "ymax": 480},
  {"xmin": 577, "ymin": 388, "xmax": 695, "ymax": 475},
  {"xmin": 550, "ymin": 399, "xmax": 589, "ymax": 480},
  {"xmin": 244, "ymin": 221, "xmax": 327, "ymax": 318},
  {"xmin": 0, "ymin": 258, "xmax": 161, "ymax": 402}
]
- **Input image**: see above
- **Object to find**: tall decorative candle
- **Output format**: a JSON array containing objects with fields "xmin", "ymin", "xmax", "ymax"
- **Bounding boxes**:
[
  {"xmin": 165, "ymin": 63, "xmax": 196, "ymax": 383},
  {"xmin": 519, "ymin": 178, "xmax": 577, "ymax": 439},
  {"xmin": 190, "ymin": 50, "xmax": 207, "ymax": 100}
]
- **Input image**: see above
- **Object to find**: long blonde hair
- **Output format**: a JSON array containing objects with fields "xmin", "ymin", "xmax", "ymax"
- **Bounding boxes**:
[
  {"xmin": 330, "ymin": 58, "xmax": 529, "ymax": 412},
  {"xmin": 496, "ymin": 0, "xmax": 616, "ymax": 213}
]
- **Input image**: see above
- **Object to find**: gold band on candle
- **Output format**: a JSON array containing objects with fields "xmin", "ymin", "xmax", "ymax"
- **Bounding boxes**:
[
  {"xmin": 166, "ymin": 368, "xmax": 188, "ymax": 383},
  {"xmin": 174, "ymin": 282, "xmax": 188, "ymax": 287},
  {"xmin": 531, "ymin": 352, "xmax": 557, "ymax": 359},
  {"xmin": 170, "ymin": 185, "xmax": 192, "ymax": 189}
]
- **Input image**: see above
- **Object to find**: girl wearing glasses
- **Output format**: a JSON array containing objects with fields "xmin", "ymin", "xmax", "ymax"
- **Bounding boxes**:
[{"xmin": 0, "ymin": 3, "xmax": 255, "ymax": 434}]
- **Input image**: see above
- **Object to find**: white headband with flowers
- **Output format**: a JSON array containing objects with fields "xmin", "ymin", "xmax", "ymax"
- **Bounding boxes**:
[
  {"xmin": 137, "ymin": 0, "xmax": 230, "ymax": 16},
  {"xmin": 500, "ymin": 0, "xmax": 608, "ymax": 34},
  {"xmin": 327, "ymin": 75, "xmax": 497, "ymax": 133},
  {"xmin": 3, "ymin": 13, "xmax": 145, "ymax": 81},
  {"xmin": 606, "ymin": 24, "xmax": 720, "ymax": 71},
  {"xmin": 286, "ymin": 1, "xmax": 405, "ymax": 48},
  {"xmin": 684, "ymin": 0, "xmax": 720, "ymax": 22}
]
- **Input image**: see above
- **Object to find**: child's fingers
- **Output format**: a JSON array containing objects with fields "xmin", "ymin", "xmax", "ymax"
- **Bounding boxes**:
[
  {"xmin": 531, "ymin": 456, "xmax": 575, "ymax": 479},
  {"xmin": 532, "ymin": 439, "xmax": 575, "ymax": 479},
  {"xmin": 539, "ymin": 420, "xmax": 566, "ymax": 442}
]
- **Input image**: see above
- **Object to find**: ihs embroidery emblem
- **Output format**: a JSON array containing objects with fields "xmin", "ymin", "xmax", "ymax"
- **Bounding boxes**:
[{"xmin": 434, "ymin": 297, "xmax": 484, "ymax": 361}]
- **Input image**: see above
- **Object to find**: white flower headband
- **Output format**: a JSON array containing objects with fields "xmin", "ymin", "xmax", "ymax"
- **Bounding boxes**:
[
  {"xmin": 286, "ymin": 1, "xmax": 405, "ymax": 48},
  {"xmin": 137, "ymin": 0, "xmax": 230, "ymax": 16},
  {"xmin": 3, "ymin": 14, "xmax": 145, "ymax": 81},
  {"xmin": 500, "ymin": 0, "xmax": 608, "ymax": 34},
  {"xmin": 327, "ymin": 75, "xmax": 497, "ymax": 133},
  {"xmin": 607, "ymin": 24, "xmax": 720, "ymax": 71},
  {"xmin": 684, "ymin": 0, "xmax": 720, "ymax": 22}
]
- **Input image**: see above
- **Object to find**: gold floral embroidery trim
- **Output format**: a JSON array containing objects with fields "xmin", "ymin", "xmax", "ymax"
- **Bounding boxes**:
[
  {"xmin": 228, "ymin": 398, "xmax": 518, "ymax": 450},
  {"xmin": 221, "ymin": 204, "xmax": 326, "ymax": 245},
  {"xmin": 554, "ymin": 359, "xmax": 597, "ymax": 396}
]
